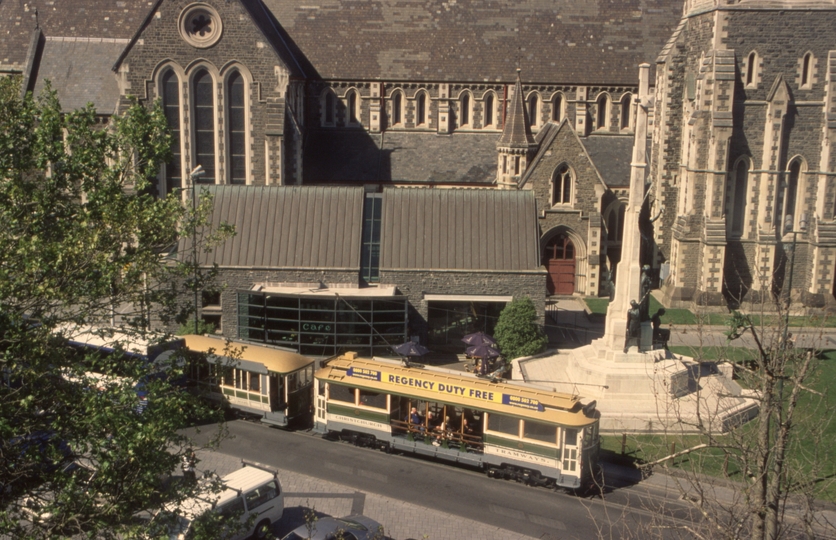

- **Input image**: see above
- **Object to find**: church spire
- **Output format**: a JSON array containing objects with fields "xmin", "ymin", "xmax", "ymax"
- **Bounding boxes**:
[
  {"xmin": 498, "ymin": 68, "xmax": 536, "ymax": 148},
  {"xmin": 496, "ymin": 68, "xmax": 538, "ymax": 188}
]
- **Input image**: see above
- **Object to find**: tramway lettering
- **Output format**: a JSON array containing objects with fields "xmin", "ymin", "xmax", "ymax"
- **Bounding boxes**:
[{"xmin": 344, "ymin": 368, "xmax": 540, "ymax": 410}]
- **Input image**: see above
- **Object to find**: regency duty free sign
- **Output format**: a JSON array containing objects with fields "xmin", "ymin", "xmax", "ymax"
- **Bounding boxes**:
[{"xmin": 345, "ymin": 367, "xmax": 544, "ymax": 412}]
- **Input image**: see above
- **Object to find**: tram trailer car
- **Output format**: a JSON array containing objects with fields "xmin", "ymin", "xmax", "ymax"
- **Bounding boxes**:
[
  {"xmin": 182, "ymin": 335, "xmax": 315, "ymax": 428},
  {"xmin": 314, "ymin": 353, "xmax": 600, "ymax": 490}
]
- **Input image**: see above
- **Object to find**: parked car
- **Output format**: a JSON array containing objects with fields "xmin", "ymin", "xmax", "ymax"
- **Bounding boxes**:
[
  {"xmin": 164, "ymin": 461, "xmax": 283, "ymax": 540},
  {"xmin": 20, "ymin": 458, "xmax": 98, "ymax": 524},
  {"xmin": 280, "ymin": 515, "xmax": 384, "ymax": 540}
]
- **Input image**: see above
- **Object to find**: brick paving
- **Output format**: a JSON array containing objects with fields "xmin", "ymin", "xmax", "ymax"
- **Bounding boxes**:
[{"xmin": 193, "ymin": 448, "xmax": 537, "ymax": 540}]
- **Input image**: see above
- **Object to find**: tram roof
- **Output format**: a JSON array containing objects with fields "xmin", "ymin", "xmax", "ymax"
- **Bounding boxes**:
[
  {"xmin": 182, "ymin": 335, "xmax": 313, "ymax": 375},
  {"xmin": 317, "ymin": 354, "xmax": 597, "ymax": 428}
]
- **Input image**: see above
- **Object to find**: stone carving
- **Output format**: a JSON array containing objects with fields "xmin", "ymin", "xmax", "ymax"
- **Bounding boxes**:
[
  {"xmin": 624, "ymin": 300, "xmax": 641, "ymax": 353},
  {"xmin": 640, "ymin": 264, "xmax": 652, "ymax": 321}
]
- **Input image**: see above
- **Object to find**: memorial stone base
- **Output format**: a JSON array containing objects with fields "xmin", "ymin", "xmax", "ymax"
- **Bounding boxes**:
[{"xmin": 513, "ymin": 339, "xmax": 758, "ymax": 434}]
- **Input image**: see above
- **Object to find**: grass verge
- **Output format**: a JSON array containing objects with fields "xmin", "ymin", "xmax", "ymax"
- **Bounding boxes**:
[{"xmin": 599, "ymin": 348, "xmax": 836, "ymax": 501}]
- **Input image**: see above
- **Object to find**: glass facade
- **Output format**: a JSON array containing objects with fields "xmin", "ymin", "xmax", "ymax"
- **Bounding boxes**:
[
  {"xmin": 360, "ymin": 194, "xmax": 382, "ymax": 284},
  {"xmin": 426, "ymin": 301, "xmax": 505, "ymax": 348},
  {"xmin": 238, "ymin": 292, "xmax": 407, "ymax": 356}
]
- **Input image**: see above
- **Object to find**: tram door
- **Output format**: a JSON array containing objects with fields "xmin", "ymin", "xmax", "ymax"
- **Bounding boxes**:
[
  {"xmin": 315, "ymin": 381, "xmax": 326, "ymax": 424},
  {"xmin": 269, "ymin": 374, "xmax": 281, "ymax": 411},
  {"xmin": 562, "ymin": 428, "xmax": 579, "ymax": 473}
]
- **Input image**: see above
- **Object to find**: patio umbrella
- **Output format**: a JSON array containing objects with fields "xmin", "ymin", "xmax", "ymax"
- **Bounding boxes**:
[
  {"xmin": 465, "ymin": 344, "xmax": 500, "ymax": 358},
  {"xmin": 466, "ymin": 344, "xmax": 500, "ymax": 376},
  {"xmin": 392, "ymin": 341, "xmax": 430, "ymax": 358},
  {"xmin": 461, "ymin": 331, "xmax": 497, "ymax": 346}
]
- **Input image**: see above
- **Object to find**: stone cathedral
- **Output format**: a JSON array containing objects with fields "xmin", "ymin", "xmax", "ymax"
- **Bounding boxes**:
[{"xmin": 1, "ymin": 0, "xmax": 835, "ymax": 351}]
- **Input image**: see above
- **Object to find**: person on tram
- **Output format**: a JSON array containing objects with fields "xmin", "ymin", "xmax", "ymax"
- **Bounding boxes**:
[{"xmin": 408, "ymin": 407, "xmax": 423, "ymax": 432}]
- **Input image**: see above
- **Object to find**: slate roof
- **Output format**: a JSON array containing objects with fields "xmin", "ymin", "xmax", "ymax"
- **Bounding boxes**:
[
  {"xmin": 261, "ymin": 0, "xmax": 684, "ymax": 85},
  {"xmin": 581, "ymin": 135, "xmax": 636, "ymax": 188},
  {"xmin": 380, "ymin": 188, "xmax": 540, "ymax": 271},
  {"xmin": 0, "ymin": 0, "xmax": 149, "ymax": 69},
  {"xmin": 185, "ymin": 185, "xmax": 364, "ymax": 269},
  {"xmin": 32, "ymin": 38, "xmax": 125, "ymax": 113},
  {"xmin": 304, "ymin": 130, "xmax": 498, "ymax": 184}
]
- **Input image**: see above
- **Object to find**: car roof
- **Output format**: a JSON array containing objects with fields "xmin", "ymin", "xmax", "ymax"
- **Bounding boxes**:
[
  {"xmin": 168, "ymin": 465, "xmax": 279, "ymax": 520},
  {"xmin": 287, "ymin": 515, "xmax": 380, "ymax": 540}
]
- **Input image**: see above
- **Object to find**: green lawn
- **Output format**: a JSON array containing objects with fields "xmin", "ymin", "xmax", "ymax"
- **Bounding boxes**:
[
  {"xmin": 600, "ymin": 348, "xmax": 836, "ymax": 501},
  {"xmin": 582, "ymin": 296, "xmax": 836, "ymax": 327}
]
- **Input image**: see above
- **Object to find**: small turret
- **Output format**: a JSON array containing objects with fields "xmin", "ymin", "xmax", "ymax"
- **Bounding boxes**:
[{"xmin": 496, "ymin": 69, "xmax": 538, "ymax": 188}]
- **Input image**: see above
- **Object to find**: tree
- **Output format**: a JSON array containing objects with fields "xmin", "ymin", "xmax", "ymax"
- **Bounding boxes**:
[
  {"xmin": 0, "ymin": 78, "xmax": 231, "ymax": 538},
  {"xmin": 493, "ymin": 297, "xmax": 548, "ymax": 360},
  {"xmin": 600, "ymin": 300, "xmax": 836, "ymax": 540}
]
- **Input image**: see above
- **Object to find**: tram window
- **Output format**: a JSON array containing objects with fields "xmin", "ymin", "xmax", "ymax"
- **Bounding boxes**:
[
  {"xmin": 523, "ymin": 420, "xmax": 558, "ymax": 444},
  {"xmin": 358, "ymin": 389, "xmax": 386, "ymax": 410},
  {"xmin": 249, "ymin": 372, "xmax": 259, "ymax": 392},
  {"xmin": 223, "ymin": 366, "xmax": 234, "ymax": 386},
  {"xmin": 487, "ymin": 413, "xmax": 520, "ymax": 437},
  {"xmin": 318, "ymin": 381, "xmax": 325, "ymax": 396},
  {"xmin": 564, "ymin": 428, "xmax": 578, "ymax": 446},
  {"xmin": 287, "ymin": 372, "xmax": 299, "ymax": 392},
  {"xmin": 328, "ymin": 384, "xmax": 355, "ymax": 404}
]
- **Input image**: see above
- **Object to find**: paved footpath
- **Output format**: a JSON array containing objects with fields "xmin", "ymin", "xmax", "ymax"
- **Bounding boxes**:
[{"xmin": 194, "ymin": 448, "xmax": 537, "ymax": 540}]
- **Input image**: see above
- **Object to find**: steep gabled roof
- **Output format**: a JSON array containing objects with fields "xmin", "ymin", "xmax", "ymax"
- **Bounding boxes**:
[
  {"xmin": 260, "ymin": 0, "xmax": 684, "ymax": 84},
  {"xmin": 304, "ymin": 130, "xmax": 498, "ymax": 184},
  {"xmin": 0, "ymin": 0, "xmax": 148, "ymax": 69},
  {"xmin": 34, "ymin": 38, "xmax": 126, "ymax": 113},
  {"xmin": 518, "ymin": 120, "xmax": 614, "ymax": 190}
]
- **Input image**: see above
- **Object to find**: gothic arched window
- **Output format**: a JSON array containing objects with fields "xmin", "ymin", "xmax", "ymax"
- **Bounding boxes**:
[
  {"xmin": 227, "ymin": 71, "xmax": 246, "ymax": 185},
  {"xmin": 416, "ymin": 92, "xmax": 427, "ymax": 126},
  {"xmin": 746, "ymin": 51, "xmax": 758, "ymax": 87},
  {"xmin": 726, "ymin": 158, "xmax": 750, "ymax": 237},
  {"xmin": 484, "ymin": 93, "xmax": 494, "ymax": 127},
  {"xmin": 392, "ymin": 91, "xmax": 403, "ymax": 125},
  {"xmin": 324, "ymin": 91, "xmax": 335, "ymax": 124},
  {"xmin": 161, "ymin": 69, "xmax": 182, "ymax": 195},
  {"xmin": 192, "ymin": 69, "xmax": 215, "ymax": 184},
  {"xmin": 552, "ymin": 93, "xmax": 563, "ymax": 122},
  {"xmin": 527, "ymin": 94, "xmax": 539, "ymax": 127},
  {"xmin": 460, "ymin": 93, "xmax": 471, "ymax": 126},
  {"xmin": 596, "ymin": 94, "xmax": 610, "ymax": 130},
  {"xmin": 620, "ymin": 94, "xmax": 632, "ymax": 130},
  {"xmin": 552, "ymin": 164, "xmax": 573, "ymax": 205},
  {"xmin": 776, "ymin": 158, "xmax": 804, "ymax": 232},
  {"xmin": 347, "ymin": 90, "xmax": 359, "ymax": 124},
  {"xmin": 801, "ymin": 52, "xmax": 814, "ymax": 88}
]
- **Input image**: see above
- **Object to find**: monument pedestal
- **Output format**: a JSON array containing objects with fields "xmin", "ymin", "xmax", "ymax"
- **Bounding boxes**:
[{"xmin": 514, "ymin": 341, "xmax": 758, "ymax": 433}]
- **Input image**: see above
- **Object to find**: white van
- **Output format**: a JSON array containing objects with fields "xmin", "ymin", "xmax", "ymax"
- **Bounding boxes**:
[{"xmin": 167, "ymin": 461, "xmax": 284, "ymax": 540}]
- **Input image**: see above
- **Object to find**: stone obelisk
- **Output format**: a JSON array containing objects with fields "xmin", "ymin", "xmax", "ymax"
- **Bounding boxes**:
[{"xmin": 598, "ymin": 63, "xmax": 653, "ymax": 357}]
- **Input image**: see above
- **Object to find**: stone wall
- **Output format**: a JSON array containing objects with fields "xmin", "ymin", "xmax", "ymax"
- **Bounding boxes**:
[
  {"xmin": 378, "ymin": 268, "xmax": 547, "ymax": 343},
  {"xmin": 656, "ymin": 7, "xmax": 836, "ymax": 308}
]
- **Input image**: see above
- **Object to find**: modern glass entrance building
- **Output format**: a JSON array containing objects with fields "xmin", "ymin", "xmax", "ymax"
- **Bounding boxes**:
[{"xmin": 237, "ymin": 287, "xmax": 408, "ymax": 357}]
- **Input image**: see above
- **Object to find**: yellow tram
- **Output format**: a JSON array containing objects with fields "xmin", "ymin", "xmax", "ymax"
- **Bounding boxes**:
[
  {"xmin": 183, "ymin": 335, "xmax": 315, "ymax": 427},
  {"xmin": 314, "ymin": 353, "xmax": 600, "ymax": 489}
]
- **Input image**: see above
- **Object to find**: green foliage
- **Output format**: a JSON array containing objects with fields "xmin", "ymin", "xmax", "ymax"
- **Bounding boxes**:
[
  {"xmin": 177, "ymin": 319, "xmax": 217, "ymax": 336},
  {"xmin": 493, "ymin": 297, "xmax": 548, "ymax": 360},
  {"xmin": 0, "ymin": 78, "xmax": 231, "ymax": 538}
]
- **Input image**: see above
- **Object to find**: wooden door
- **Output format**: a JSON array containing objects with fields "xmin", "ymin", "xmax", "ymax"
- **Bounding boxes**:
[{"xmin": 544, "ymin": 234, "xmax": 576, "ymax": 295}]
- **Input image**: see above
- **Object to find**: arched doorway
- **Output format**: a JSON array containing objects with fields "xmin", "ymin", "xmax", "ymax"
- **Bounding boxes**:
[{"xmin": 544, "ymin": 234, "xmax": 576, "ymax": 295}]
